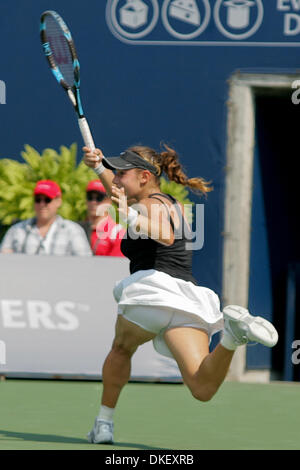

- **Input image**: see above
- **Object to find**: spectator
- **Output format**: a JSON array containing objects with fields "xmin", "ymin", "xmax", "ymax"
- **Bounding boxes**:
[
  {"xmin": 79, "ymin": 180, "xmax": 125, "ymax": 256},
  {"xmin": 0, "ymin": 180, "xmax": 92, "ymax": 256}
]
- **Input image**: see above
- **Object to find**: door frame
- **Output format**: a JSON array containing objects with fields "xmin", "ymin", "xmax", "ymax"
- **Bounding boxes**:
[{"xmin": 222, "ymin": 73, "xmax": 295, "ymax": 382}]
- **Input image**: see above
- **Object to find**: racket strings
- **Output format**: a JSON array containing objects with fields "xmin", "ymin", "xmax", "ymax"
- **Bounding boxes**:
[{"xmin": 44, "ymin": 15, "xmax": 74, "ymax": 88}]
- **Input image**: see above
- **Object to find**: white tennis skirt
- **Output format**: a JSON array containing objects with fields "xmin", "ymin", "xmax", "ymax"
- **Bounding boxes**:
[{"xmin": 113, "ymin": 269, "xmax": 224, "ymax": 358}]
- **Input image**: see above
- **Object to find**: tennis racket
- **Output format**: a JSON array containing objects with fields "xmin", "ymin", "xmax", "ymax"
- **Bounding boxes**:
[{"xmin": 40, "ymin": 10, "xmax": 96, "ymax": 152}]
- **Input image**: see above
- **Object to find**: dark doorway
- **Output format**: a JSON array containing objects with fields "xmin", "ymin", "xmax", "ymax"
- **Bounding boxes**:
[{"xmin": 247, "ymin": 89, "xmax": 300, "ymax": 380}]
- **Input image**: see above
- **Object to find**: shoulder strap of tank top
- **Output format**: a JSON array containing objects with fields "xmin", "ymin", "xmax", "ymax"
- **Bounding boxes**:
[
  {"xmin": 149, "ymin": 193, "xmax": 176, "ymax": 203},
  {"xmin": 149, "ymin": 193, "xmax": 191, "ymax": 236},
  {"xmin": 148, "ymin": 193, "xmax": 176, "ymax": 230},
  {"xmin": 149, "ymin": 193, "xmax": 184, "ymax": 220},
  {"xmin": 149, "ymin": 192, "xmax": 188, "ymax": 232}
]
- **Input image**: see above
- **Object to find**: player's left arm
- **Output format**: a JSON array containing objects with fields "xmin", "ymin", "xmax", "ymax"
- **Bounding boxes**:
[{"xmin": 111, "ymin": 186, "xmax": 174, "ymax": 246}]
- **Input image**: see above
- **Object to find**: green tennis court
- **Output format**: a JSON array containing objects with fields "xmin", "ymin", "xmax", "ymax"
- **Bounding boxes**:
[{"xmin": 0, "ymin": 379, "xmax": 299, "ymax": 450}]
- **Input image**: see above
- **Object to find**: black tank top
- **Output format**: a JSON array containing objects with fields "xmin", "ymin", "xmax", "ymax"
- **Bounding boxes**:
[{"xmin": 121, "ymin": 193, "xmax": 198, "ymax": 285}]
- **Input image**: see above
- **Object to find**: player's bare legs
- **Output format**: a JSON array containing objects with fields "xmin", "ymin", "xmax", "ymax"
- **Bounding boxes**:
[
  {"xmin": 101, "ymin": 315, "xmax": 156, "ymax": 408},
  {"xmin": 164, "ymin": 305, "xmax": 278, "ymax": 402},
  {"xmin": 87, "ymin": 315, "xmax": 155, "ymax": 444},
  {"xmin": 164, "ymin": 327, "xmax": 234, "ymax": 402},
  {"xmin": 88, "ymin": 306, "xmax": 278, "ymax": 443}
]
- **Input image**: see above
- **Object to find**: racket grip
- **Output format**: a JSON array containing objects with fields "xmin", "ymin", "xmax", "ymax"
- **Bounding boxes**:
[{"xmin": 78, "ymin": 117, "xmax": 96, "ymax": 152}]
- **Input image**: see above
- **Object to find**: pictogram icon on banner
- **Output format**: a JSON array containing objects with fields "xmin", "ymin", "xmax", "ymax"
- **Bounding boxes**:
[
  {"xmin": 120, "ymin": 0, "xmax": 149, "ymax": 29},
  {"xmin": 162, "ymin": 0, "xmax": 210, "ymax": 40},
  {"xmin": 214, "ymin": 0, "xmax": 263, "ymax": 40},
  {"xmin": 169, "ymin": 0, "xmax": 201, "ymax": 27},
  {"xmin": 109, "ymin": 0, "xmax": 159, "ymax": 39}
]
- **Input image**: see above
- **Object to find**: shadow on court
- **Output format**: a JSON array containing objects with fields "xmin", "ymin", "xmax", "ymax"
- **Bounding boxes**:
[{"xmin": 0, "ymin": 429, "xmax": 164, "ymax": 450}]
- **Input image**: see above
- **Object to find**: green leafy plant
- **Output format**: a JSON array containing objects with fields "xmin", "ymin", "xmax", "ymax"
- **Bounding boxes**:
[
  {"xmin": 0, "ymin": 144, "xmax": 194, "ymax": 227},
  {"xmin": 0, "ymin": 144, "xmax": 95, "ymax": 224}
]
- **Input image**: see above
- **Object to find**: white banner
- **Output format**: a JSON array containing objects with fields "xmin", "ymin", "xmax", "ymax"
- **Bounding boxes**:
[{"xmin": 0, "ymin": 254, "xmax": 181, "ymax": 381}]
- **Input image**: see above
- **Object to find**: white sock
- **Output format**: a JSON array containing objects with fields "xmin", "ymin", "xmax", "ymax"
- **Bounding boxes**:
[
  {"xmin": 98, "ymin": 405, "xmax": 115, "ymax": 422},
  {"xmin": 220, "ymin": 329, "xmax": 238, "ymax": 351}
]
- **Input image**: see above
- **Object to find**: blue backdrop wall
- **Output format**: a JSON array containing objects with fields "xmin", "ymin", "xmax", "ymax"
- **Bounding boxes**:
[{"xmin": 0, "ymin": 0, "xmax": 299, "ymax": 302}]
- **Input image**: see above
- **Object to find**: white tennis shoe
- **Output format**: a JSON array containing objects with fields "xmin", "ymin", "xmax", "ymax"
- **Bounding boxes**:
[
  {"xmin": 223, "ymin": 305, "xmax": 278, "ymax": 348},
  {"xmin": 87, "ymin": 418, "xmax": 114, "ymax": 444}
]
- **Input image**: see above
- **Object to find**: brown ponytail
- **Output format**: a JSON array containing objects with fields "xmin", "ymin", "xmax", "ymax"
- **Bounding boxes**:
[
  {"xmin": 129, "ymin": 143, "xmax": 213, "ymax": 196},
  {"xmin": 159, "ymin": 144, "xmax": 212, "ymax": 195}
]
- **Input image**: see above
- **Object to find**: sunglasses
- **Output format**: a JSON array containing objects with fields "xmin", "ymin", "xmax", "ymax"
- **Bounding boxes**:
[
  {"xmin": 87, "ymin": 192, "xmax": 105, "ymax": 202},
  {"xmin": 34, "ymin": 195, "xmax": 53, "ymax": 204}
]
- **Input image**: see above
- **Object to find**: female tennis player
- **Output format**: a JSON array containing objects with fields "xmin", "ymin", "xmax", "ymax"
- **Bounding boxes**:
[{"xmin": 83, "ymin": 144, "xmax": 278, "ymax": 444}]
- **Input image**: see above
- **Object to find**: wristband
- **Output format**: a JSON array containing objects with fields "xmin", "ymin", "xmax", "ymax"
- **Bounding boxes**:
[
  {"xmin": 93, "ymin": 162, "xmax": 105, "ymax": 176},
  {"xmin": 127, "ymin": 207, "xmax": 138, "ymax": 227}
]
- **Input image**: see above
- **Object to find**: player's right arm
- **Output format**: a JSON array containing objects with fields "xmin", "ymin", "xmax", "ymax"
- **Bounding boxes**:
[{"xmin": 83, "ymin": 147, "xmax": 115, "ymax": 197}]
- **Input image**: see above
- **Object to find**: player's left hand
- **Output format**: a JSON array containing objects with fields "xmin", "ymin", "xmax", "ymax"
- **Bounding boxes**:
[{"xmin": 111, "ymin": 185, "xmax": 128, "ymax": 225}]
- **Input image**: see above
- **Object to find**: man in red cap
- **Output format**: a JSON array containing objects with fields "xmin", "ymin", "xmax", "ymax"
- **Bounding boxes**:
[
  {"xmin": 0, "ymin": 180, "xmax": 92, "ymax": 256},
  {"xmin": 79, "ymin": 180, "xmax": 125, "ymax": 256}
]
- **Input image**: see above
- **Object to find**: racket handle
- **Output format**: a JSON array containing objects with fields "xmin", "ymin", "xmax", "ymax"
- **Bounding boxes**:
[{"xmin": 78, "ymin": 117, "xmax": 96, "ymax": 152}]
